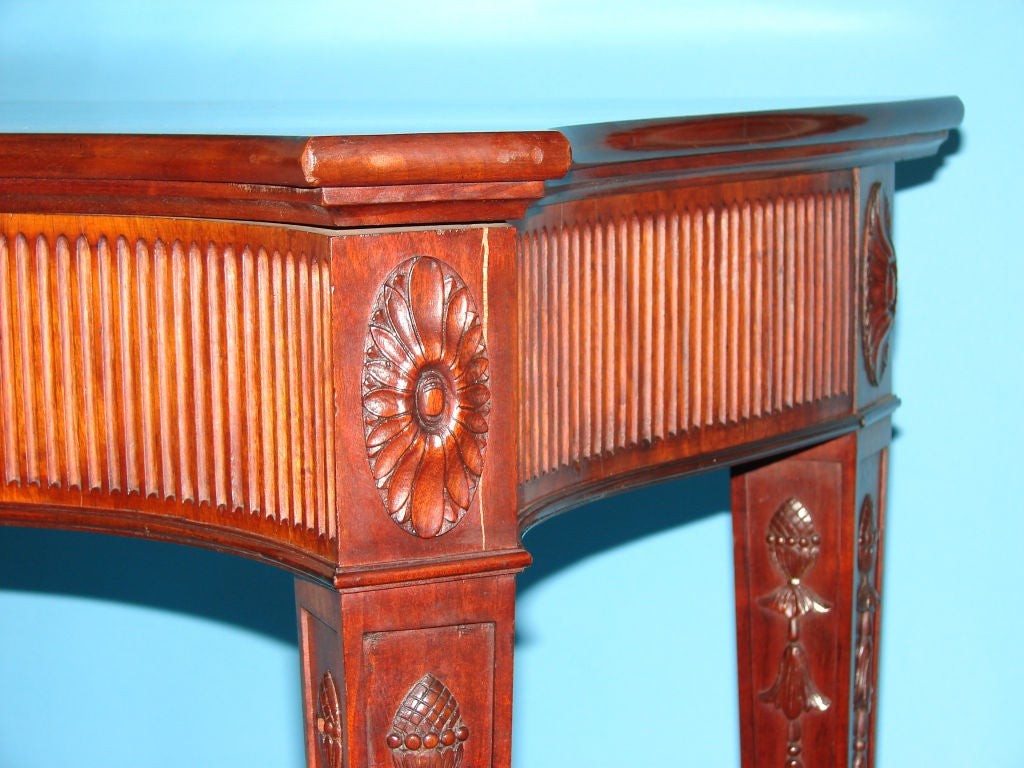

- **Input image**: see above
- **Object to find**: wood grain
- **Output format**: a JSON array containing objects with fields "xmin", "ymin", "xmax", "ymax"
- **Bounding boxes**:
[
  {"xmin": 553, "ymin": 97, "xmax": 963, "ymax": 200},
  {"xmin": 0, "ymin": 132, "xmax": 571, "ymax": 228},
  {"xmin": 0, "ymin": 132, "xmax": 570, "ymax": 187},
  {"xmin": 0, "ymin": 213, "xmax": 337, "ymax": 568},
  {"xmin": 517, "ymin": 173, "xmax": 854, "ymax": 521},
  {"xmin": 0, "ymin": 99, "xmax": 963, "ymax": 768}
]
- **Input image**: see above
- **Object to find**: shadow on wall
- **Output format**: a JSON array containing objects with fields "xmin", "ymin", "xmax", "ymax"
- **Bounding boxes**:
[
  {"xmin": 0, "ymin": 470, "xmax": 730, "ymax": 645},
  {"xmin": 518, "ymin": 469, "xmax": 730, "ymax": 596},
  {"xmin": 896, "ymin": 128, "xmax": 962, "ymax": 192},
  {"xmin": 0, "ymin": 525, "xmax": 298, "ymax": 644}
]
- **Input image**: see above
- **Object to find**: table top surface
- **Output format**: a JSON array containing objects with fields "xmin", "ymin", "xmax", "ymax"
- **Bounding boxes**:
[
  {"xmin": 0, "ymin": 97, "xmax": 962, "ymax": 182},
  {"xmin": 0, "ymin": 98, "xmax": 963, "ymax": 230}
]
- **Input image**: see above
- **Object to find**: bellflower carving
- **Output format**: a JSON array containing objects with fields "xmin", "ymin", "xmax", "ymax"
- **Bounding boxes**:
[
  {"xmin": 315, "ymin": 670, "xmax": 343, "ymax": 768},
  {"xmin": 758, "ymin": 498, "xmax": 832, "ymax": 768},
  {"xmin": 853, "ymin": 495, "xmax": 881, "ymax": 768}
]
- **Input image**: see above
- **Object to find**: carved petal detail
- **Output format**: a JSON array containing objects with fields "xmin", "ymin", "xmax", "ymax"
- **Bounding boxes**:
[
  {"xmin": 862, "ymin": 183, "xmax": 897, "ymax": 387},
  {"xmin": 363, "ymin": 256, "xmax": 490, "ymax": 538},
  {"xmin": 316, "ymin": 670, "xmax": 343, "ymax": 768},
  {"xmin": 857, "ymin": 494, "xmax": 879, "ymax": 576},
  {"xmin": 759, "ymin": 582, "xmax": 832, "ymax": 619},
  {"xmin": 386, "ymin": 673, "xmax": 469, "ymax": 768},
  {"xmin": 760, "ymin": 642, "xmax": 831, "ymax": 720}
]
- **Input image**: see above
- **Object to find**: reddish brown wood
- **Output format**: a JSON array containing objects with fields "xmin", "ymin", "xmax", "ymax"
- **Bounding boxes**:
[
  {"xmin": 0, "ymin": 98, "xmax": 961, "ymax": 767},
  {"xmin": 0, "ymin": 131, "xmax": 570, "ymax": 186},
  {"xmin": 360, "ymin": 254, "xmax": 491, "ymax": 539},
  {"xmin": 0, "ymin": 179, "xmax": 559, "ymax": 227},
  {"xmin": 860, "ymin": 183, "xmax": 896, "ymax": 387},
  {"xmin": 554, "ymin": 97, "xmax": 961, "ymax": 200},
  {"xmin": 731, "ymin": 419, "xmax": 890, "ymax": 768},
  {"xmin": 296, "ymin": 573, "xmax": 518, "ymax": 768},
  {"xmin": 327, "ymin": 226, "xmax": 523, "ymax": 578},
  {"xmin": 0, "ymin": 213, "xmax": 339, "ymax": 577},
  {"xmin": 563, "ymin": 98, "xmax": 961, "ymax": 164},
  {"xmin": 516, "ymin": 171, "xmax": 861, "ymax": 527},
  {"xmin": 0, "ymin": 132, "xmax": 571, "ymax": 227}
]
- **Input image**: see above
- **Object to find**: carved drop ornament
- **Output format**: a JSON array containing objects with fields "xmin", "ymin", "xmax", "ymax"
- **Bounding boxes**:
[
  {"xmin": 853, "ymin": 495, "xmax": 881, "ymax": 768},
  {"xmin": 315, "ymin": 670, "xmax": 343, "ymax": 768},
  {"xmin": 386, "ymin": 673, "xmax": 469, "ymax": 768},
  {"xmin": 362, "ymin": 256, "xmax": 491, "ymax": 538},
  {"xmin": 758, "ymin": 498, "xmax": 832, "ymax": 768},
  {"xmin": 861, "ymin": 183, "xmax": 897, "ymax": 387}
]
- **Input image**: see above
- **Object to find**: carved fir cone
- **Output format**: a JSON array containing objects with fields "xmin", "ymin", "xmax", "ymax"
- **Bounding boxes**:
[
  {"xmin": 362, "ymin": 256, "xmax": 490, "ymax": 538},
  {"xmin": 759, "ymin": 498, "xmax": 832, "ymax": 619},
  {"xmin": 386, "ymin": 674, "xmax": 469, "ymax": 768}
]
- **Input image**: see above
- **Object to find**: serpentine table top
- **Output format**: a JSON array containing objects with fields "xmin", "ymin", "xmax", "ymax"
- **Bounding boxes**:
[{"xmin": 0, "ymin": 97, "xmax": 962, "ymax": 768}]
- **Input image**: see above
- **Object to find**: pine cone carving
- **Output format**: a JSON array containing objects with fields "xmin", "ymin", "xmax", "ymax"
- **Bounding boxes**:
[{"xmin": 385, "ymin": 674, "xmax": 469, "ymax": 768}]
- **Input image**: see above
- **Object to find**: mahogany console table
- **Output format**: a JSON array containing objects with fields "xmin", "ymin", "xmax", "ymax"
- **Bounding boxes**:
[{"xmin": 0, "ymin": 98, "xmax": 962, "ymax": 768}]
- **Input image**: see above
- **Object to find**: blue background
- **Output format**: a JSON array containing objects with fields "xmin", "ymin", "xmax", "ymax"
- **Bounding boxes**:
[{"xmin": 1, "ymin": 2, "xmax": 1021, "ymax": 766}]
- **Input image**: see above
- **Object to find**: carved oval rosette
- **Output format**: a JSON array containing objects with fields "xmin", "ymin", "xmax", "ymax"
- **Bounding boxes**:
[
  {"xmin": 386, "ymin": 673, "xmax": 469, "ymax": 768},
  {"xmin": 861, "ymin": 183, "xmax": 897, "ymax": 387},
  {"xmin": 362, "ymin": 255, "xmax": 491, "ymax": 538},
  {"xmin": 315, "ymin": 670, "xmax": 343, "ymax": 768}
]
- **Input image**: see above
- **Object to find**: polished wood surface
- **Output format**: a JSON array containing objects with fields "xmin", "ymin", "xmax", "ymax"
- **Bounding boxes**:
[
  {"xmin": 0, "ymin": 97, "xmax": 962, "ymax": 767},
  {"xmin": 0, "ymin": 131, "xmax": 570, "ymax": 226}
]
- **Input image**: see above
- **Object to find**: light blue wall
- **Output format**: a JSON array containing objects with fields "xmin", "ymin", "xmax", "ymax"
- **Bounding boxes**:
[{"xmin": 1, "ymin": 2, "xmax": 1021, "ymax": 766}]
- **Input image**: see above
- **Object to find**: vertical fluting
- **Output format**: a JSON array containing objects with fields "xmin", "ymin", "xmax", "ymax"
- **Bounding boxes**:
[
  {"xmin": 603, "ymin": 219, "xmax": 616, "ymax": 454},
  {"xmin": 0, "ymin": 222, "xmax": 336, "ymax": 541},
  {"xmin": 190, "ymin": 241, "xmax": 211, "ymax": 504},
  {"xmin": 55, "ymin": 236, "xmax": 81, "ymax": 489},
  {"xmin": 518, "ymin": 187, "xmax": 853, "ymax": 481},
  {"xmin": 97, "ymin": 238, "xmax": 121, "ymax": 492},
  {"xmin": 580, "ymin": 223, "xmax": 593, "ymax": 461},
  {"xmin": 297, "ymin": 255, "xmax": 315, "ymax": 531},
  {"xmin": 136, "ymin": 239, "xmax": 159, "ymax": 497},
  {"xmin": 207, "ymin": 242, "xmax": 229, "ymax": 509},
  {"xmin": 116, "ymin": 237, "xmax": 140, "ymax": 493},
  {"xmin": 77, "ymin": 235, "xmax": 103, "ymax": 491},
  {"xmin": 256, "ymin": 246, "xmax": 276, "ymax": 520},
  {"xmin": 318, "ymin": 259, "xmax": 336, "ymax": 540},
  {"xmin": 0, "ymin": 235, "xmax": 18, "ymax": 483},
  {"xmin": 224, "ymin": 245, "xmax": 245, "ymax": 512},
  {"xmin": 652, "ymin": 211, "xmax": 667, "ymax": 442},
  {"xmin": 241, "ymin": 246, "xmax": 262, "ymax": 516},
  {"xmin": 591, "ymin": 222, "xmax": 604, "ymax": 459},
  {"xmin": 37, "ymin": 235, "xmax": 61, "ymax": 485},
  {"xmin": 679, "ymin": 211, "xmax": 692, "ymax": 432},
  {"xmin": 569, "ymin": 225, "xmax": 581, "ymax": 464},
  {"xmin": 284, "ymin": 253, "xmax": 302, "ymax": 525},
  {"xmin": 751, "ymin": 203, "xmax": 765, "ymax": 419},
  {"xmin": 557, "ymin": 225, "xmax": 570, "ymax": 466},
  {"xmin": 154, "ymin": 240, "xmax": 177, "ymax": 499},
  {"xmin": 172, "ymin": 240, "xmax": 195, "ymax": 503}
]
